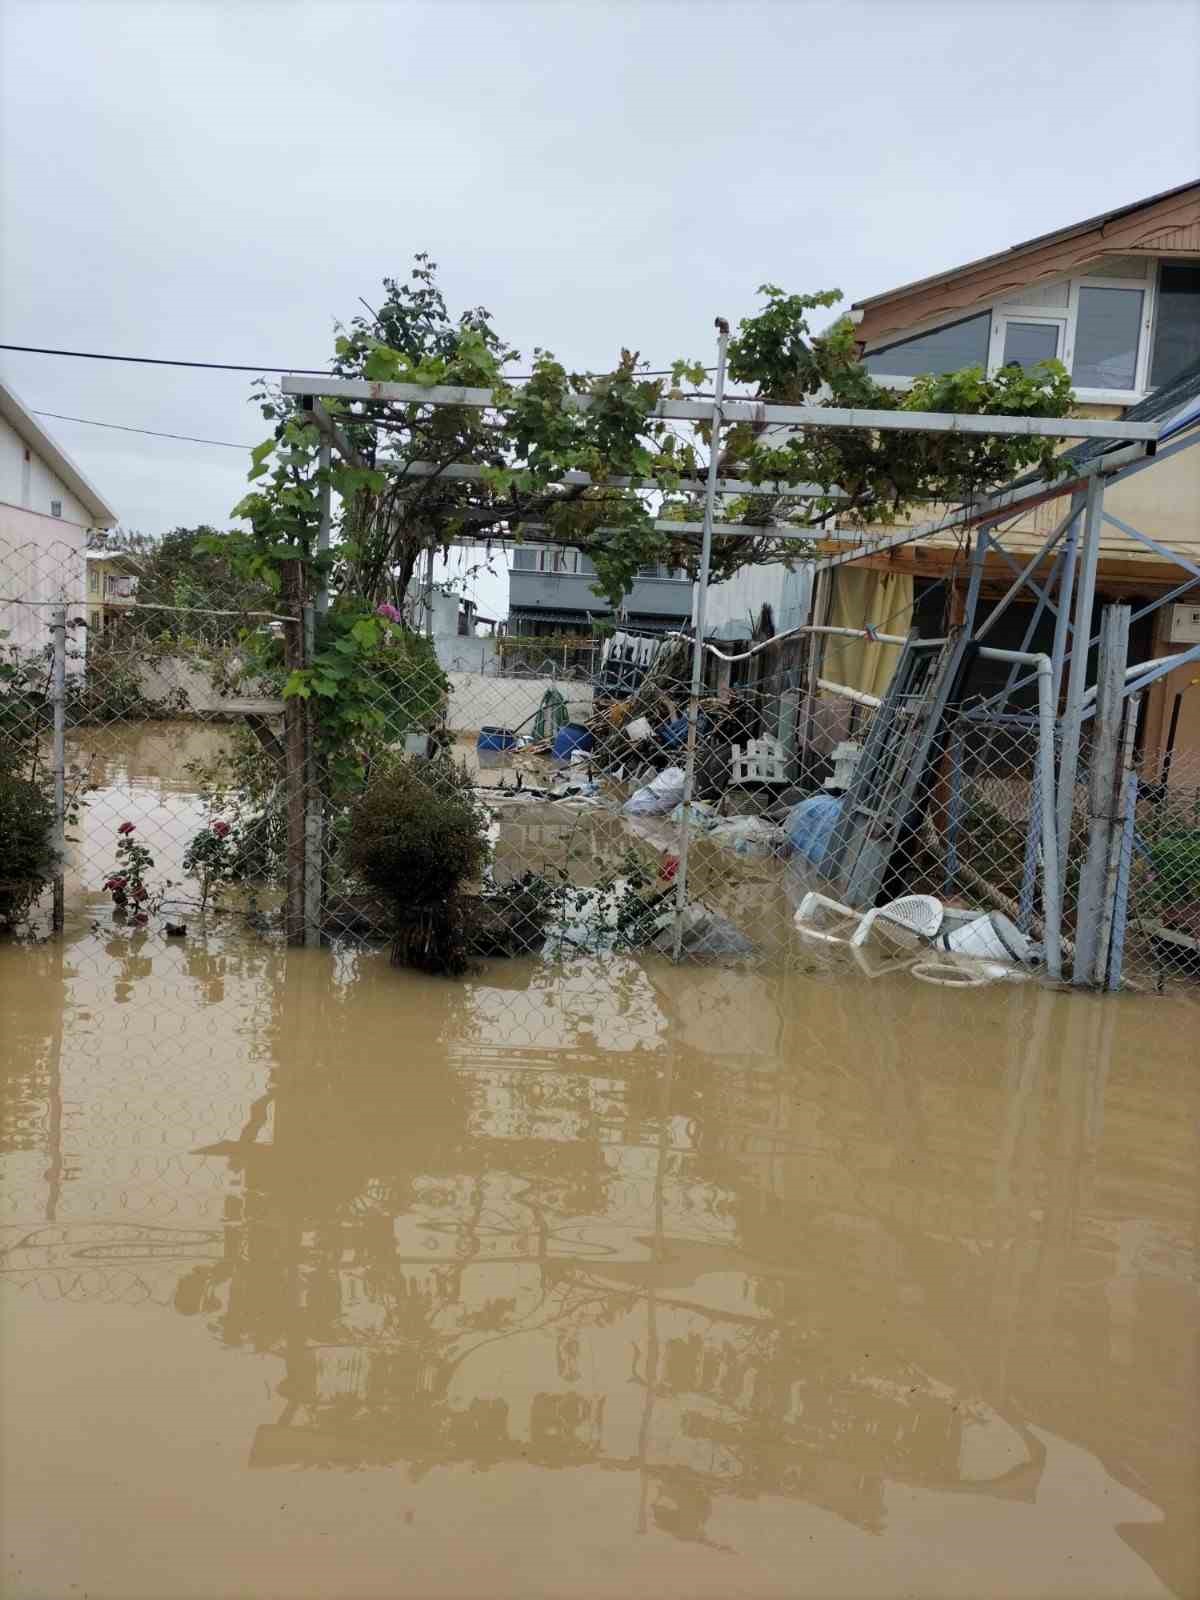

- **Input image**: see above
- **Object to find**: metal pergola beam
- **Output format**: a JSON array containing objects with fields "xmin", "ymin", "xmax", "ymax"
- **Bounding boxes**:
[
  {"xmin": 385, "ymin": 458, "xmax": 845, "ymax": 500},
  {"xmin": 281, "ymin": 374, "xmax": 1160, "ymax": 442}
]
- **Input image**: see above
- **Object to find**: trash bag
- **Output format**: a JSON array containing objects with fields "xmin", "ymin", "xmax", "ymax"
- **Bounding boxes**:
[
  {"xmin": 784, "ymin": 793, "xmax": 843, "ymax": 869},
  {"xmin": 650, "ymin": 903, "xmax": 755, "ymax": 959},
  {"xmin": 709, "ymin": 816, "xmax": 787, "ymax": 857},
  {"xmin": 623, "ymin": 765, "xmax": 686, "ymax": 816},
  {"xmin": 666, "ymin": 799, "xmax": 719, "ymax": 830}
]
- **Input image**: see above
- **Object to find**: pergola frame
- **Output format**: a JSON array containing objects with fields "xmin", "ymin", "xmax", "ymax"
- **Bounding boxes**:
[{"xmin": 281, "ymin": 344, "xmax": 1197, "ymax": 987}]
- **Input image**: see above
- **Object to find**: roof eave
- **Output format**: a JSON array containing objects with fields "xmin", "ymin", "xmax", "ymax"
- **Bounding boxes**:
[{"xmin": 851, "ymin": 178, "xmax": 1200, "ymax": 315}]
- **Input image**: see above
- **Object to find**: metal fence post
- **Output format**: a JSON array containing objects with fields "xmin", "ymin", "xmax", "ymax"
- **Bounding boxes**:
[
  {"xmin": 1106, "ymin": 767, "xmax": 1139, "ymax": 992},
  {"xmin": 302, "ymin": 601, "xmax": 323, "ymax": 950},
  {"xmin": 282, "ymin": 563, "xmax": 307, "ymax": 945},
  {"xmin": 1071, "ymin": 603, "xmax": 1130, "ymax": 985},
  {"xmin": 1049, "ymin": 494, "xmax": 1082, "ymax": 706},
  {"xmin": 50, "ymin": 604, "xmax": 67, "ymax": 934},
  {"xmin": 1058, "ymin": 477, "xmax": 1104, "ymax": 865},
  {"xmin": 1096, "ymin": 692, "xmax": 1140, "ymax": 988},
  {"xmin": 672, "ymin": 318, "xmax": 729, "ymax": 961}
]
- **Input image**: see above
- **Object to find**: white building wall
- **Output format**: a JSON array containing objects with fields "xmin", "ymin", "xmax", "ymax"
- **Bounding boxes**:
[
  {"xmin": 0, "ymin": 413, "xmax": 92, "ymax": 527},
  {"xmin": 0, "ymin": 502, "xmax": 88, "ymax": 662},
  {"xmin": 700, "ymin": 560, "xmax": 813, "ymax": 640}
]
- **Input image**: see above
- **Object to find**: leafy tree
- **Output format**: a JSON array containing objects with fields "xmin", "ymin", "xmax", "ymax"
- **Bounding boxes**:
[
  {"xmin": 108, "ymin": 526, "xmax": 275, "ymax": 642},
  {"xmin": 228, "ymin": 259, "xmax": 1074, "ymax": 618}
]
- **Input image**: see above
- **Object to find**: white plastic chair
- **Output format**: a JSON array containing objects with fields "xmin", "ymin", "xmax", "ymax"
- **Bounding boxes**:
[
  {"xmin": 850, "ymin": 894, "xmax": 944, "ymax": 949},
  {"xmin": 793, "ymin": 891, "xmax": 859, "ymax": 944}
]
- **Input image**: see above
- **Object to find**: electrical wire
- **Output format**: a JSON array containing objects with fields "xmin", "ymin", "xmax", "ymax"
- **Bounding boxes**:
[
  {"xmin": 30, "ymin": 410, "xmax": 252, "ymax": 449},
  {"xmin": 0, "ymin": 340, "xmax": 714, "ymax": 383}
]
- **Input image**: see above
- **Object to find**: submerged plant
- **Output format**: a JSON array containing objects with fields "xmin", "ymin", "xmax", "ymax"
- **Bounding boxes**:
[{"xmin": 104, "ymin": 823, "xmax": 161, "ymax": 925}]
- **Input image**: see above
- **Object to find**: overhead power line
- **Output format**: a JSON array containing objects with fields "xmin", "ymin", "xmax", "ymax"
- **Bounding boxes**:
[
  {"xmin": 31, "ymin": 410, "xmax": 252, "ymax": 449},
  {"xmin": 2, "ymin": 342, "xmax": 336, "ymax": 376},
  {"xmin": 0, "ymin": 340, "xmax": 714, "ymax": 382}
]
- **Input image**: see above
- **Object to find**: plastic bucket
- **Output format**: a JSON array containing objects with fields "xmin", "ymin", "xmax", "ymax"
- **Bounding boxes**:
[
  {"xmin": 477, "ymin": 727, "xmax": 517, "ymax": 753},
  {"xmin": 552, "ymin": 722, "xmax": 594, "ymax": 761},
  {"xmin": 939, "ymin": 911, "xmax": 1033, "ymax": 965}
]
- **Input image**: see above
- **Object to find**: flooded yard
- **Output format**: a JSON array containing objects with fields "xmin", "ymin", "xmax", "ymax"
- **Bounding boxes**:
[{"xmin": 1, "ymin": 727, "xmax": 1198, "ymax": 1599}]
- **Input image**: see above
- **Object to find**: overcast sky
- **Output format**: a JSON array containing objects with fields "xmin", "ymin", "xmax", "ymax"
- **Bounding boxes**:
[{"xmin": 2, "ymin": 0, "xmax": 1197, "ymax": 616}]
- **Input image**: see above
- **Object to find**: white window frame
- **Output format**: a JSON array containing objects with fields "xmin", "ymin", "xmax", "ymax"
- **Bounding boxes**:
[
  {"xmin": 863, "ymin": 257, "xmax": 1161, "ymax": 406},
  {"xmin": 988, "ymin": 311, "xmax": 1067, "ymax": 376}
]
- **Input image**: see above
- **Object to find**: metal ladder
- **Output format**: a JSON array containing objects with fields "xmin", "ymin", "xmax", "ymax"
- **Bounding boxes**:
[{"xmin": 825, "ymin": 630, "xmax": 973, "ymax": 908}]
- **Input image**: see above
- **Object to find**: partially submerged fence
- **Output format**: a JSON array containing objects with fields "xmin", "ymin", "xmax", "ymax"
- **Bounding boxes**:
[{"xmin": 4, "ymin": 534, "xmax": 1198, "ymax": 988}]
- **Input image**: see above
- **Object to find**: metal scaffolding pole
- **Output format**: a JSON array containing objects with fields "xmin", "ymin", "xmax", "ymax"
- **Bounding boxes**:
[
  {"xmin": 1072, "ymin": 604, "xmax": 1130, "ymax": 986},
  {"xmin": 672, "ymin": 319, "xmax": 729, "ymax": 962},
  {"xmin": 1057, "ymin": 476, "xmax": 1105, "ymax": 865},
  {"xmin": 50, "ymin": 604, "xmax": 66, "ymax": 935}
]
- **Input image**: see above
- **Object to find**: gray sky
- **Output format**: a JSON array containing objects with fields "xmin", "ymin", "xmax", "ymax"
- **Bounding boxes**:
[{"xmin": 2, "ymin": 0, "xmax": 1197, "ymax": 617}]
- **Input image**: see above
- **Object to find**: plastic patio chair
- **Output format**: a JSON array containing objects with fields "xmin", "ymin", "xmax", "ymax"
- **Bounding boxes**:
[{"xmin": 850, "ymin": 894, "xmax": 944, "ymax": 949}]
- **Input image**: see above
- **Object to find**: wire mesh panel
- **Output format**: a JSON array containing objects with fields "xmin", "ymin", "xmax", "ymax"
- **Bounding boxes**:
[
  {"xmin": 6, "ymin": 532, "xmax": 1199, "ymax": 992},
  {"xmin": 1124, "ymin": 745, "xmax": 1200, "ymax": 987}
]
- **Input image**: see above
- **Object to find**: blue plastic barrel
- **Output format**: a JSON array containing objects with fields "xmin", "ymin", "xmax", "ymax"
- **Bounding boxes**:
[
  {"xmin": 477, "ymin": 727, "xmax": 517, "ymax": 753},
  {"xmin": 661, "ymin": 714, "xmax": 708, "ymax": 748},
  {"xmin": 552, "ymin": 722, "xmax": 594, "ymax": 761}
]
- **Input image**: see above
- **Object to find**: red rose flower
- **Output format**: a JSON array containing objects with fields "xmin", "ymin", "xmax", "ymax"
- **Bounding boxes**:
[
  {"xmin": 117, "ymin": 822, "xmax": 136, "ymax": 835},
  {"xmin": 132, "ymin": 885, "xmax": 148, "ymax": 902},
  {"xmin": 211, "ymin": 821, "xmax": 231, "ymax": 839},
  {"xmin": 132, "ymin": 912, "xmax": 149, "ymax": 926},
  {"xmin": 107, "ymin": 875, "xmax": 128, "ymax": 890}
]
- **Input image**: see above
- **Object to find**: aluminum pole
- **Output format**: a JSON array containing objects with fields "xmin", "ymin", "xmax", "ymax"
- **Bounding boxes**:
[
  {"xmin": 1049, "ymin": 495, "xmax": 1082, "ymax": 706},
  {"xmin": 50, "ymin": 605, "xmax": 66, "ymax": 935},
  {"xmin": 672, "ymin": 319, "xmax": 729, "ymax": 961},
  {"xmin": 315, "ymin": 428, "xmax": 332, "ymax": 616},
  {"xmin": 1057, "ymin": 477, "xmax": 1104, "ymax": 866},
  {"xmin": 1072, "ymin": 603, "xmax": 1130, "ymax": 986},
  {"xmin": 977, "ymin": 646, "xmax": 1062, "ymax": 981}
]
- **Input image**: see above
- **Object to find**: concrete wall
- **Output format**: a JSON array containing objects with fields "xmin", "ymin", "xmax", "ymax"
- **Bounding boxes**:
[
  {"xmin": 446, "ymin": 671, "xmax": 594, "ymax": 734},
  {"xmin": 131, "ymin": 656, "xmax": 278, "ymax": 716},
  {"xmin": 433, "ymin": 632, "xmax": 498, "ymax": 674}
]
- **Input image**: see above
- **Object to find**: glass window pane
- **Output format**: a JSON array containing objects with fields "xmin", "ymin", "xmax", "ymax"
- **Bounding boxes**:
[
  {"xmin": 863, "ymin": 312, "xmax": 991, "ymax": 378},
  {"xmin": 1072, "ymin": 287, "xmax": 1143, "ymax": 390},
  {"xmin": 1150, "ymin": 264, "xmax": 1200, "ymax": 389},
  {"xmin": 511, "ymin": 546, "xmax": 538, "ymax": 570},
  {"xmin": 1002, "ymin": 321, "xmax": 1060, "ymax": 370},
  {"xmin": 577, "ymin": 554, "xmax": 596, "ymax": 576}
]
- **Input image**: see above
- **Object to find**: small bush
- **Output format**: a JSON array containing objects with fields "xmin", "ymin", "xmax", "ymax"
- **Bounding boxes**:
[
  {"xmin": 0, "ymin": 761, "xmax": 57, "ymax": 925},
  {"xmin": 344, "ymin": 756, "xmax": 488, "ymax": 974}
]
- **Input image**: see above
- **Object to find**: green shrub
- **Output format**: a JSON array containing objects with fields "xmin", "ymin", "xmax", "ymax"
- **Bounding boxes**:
[
  {"xmin": 344, "ymin": 756, "xmax": 487, "ymax": 974},
  {"xmin": 1147, "ymin": 832, "xmax": 1200, "ymax": 913},
  {"xmin": 0, "ymin": 761, "xmax": 57, "ymax": 925}
]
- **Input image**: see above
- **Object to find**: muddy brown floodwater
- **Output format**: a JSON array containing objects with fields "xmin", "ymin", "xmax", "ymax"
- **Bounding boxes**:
[{"xmin": 1, "ymin": 738, "xmax": 1198, "ymax": 1600}]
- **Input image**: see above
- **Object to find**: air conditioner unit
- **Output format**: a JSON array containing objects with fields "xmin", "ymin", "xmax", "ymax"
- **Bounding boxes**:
[{"xmin": 1166, "ymin": 604, "xmax": 1200, "ymax": 645}]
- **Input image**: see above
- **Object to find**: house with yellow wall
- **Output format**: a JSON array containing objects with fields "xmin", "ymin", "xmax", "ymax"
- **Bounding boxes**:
[
  {"xmin": 84, "ymin": 543, "xmax": 142, "ymax": 634},
  {"xmin": 827, "ymin": 179, "xmax": 1200, "ymax": 764}
]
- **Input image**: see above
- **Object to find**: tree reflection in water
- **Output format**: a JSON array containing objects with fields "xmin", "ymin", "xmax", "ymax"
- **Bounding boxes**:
[{"xmin": 173, "ymin": 955, "xmax": 1070, "ymax": 1547}]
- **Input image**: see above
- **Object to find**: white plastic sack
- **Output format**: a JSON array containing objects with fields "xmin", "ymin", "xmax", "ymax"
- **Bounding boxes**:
[
  {"xmin": 709, "ymin": 816, "xmax": 787, "ymax": 857},
  {"xmin": 622, "ymin": 765, "xmax": 686, "ymax": 816}
]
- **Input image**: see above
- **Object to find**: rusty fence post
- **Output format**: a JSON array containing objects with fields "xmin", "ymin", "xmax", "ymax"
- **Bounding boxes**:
[{"xmin": 281, "ymin": 562, "xmax": 307, "ymax": 945}]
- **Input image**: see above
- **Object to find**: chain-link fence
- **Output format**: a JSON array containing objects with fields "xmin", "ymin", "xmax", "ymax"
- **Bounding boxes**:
[{"xmin": 4, "ymin": 534, "xmax": 1198, "ymax": 990}]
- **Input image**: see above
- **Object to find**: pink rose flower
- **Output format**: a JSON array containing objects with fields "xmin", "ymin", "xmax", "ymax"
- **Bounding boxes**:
[{"xmin": 375, "ymin": 602, "xmax": 403, "ymax": 624}]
